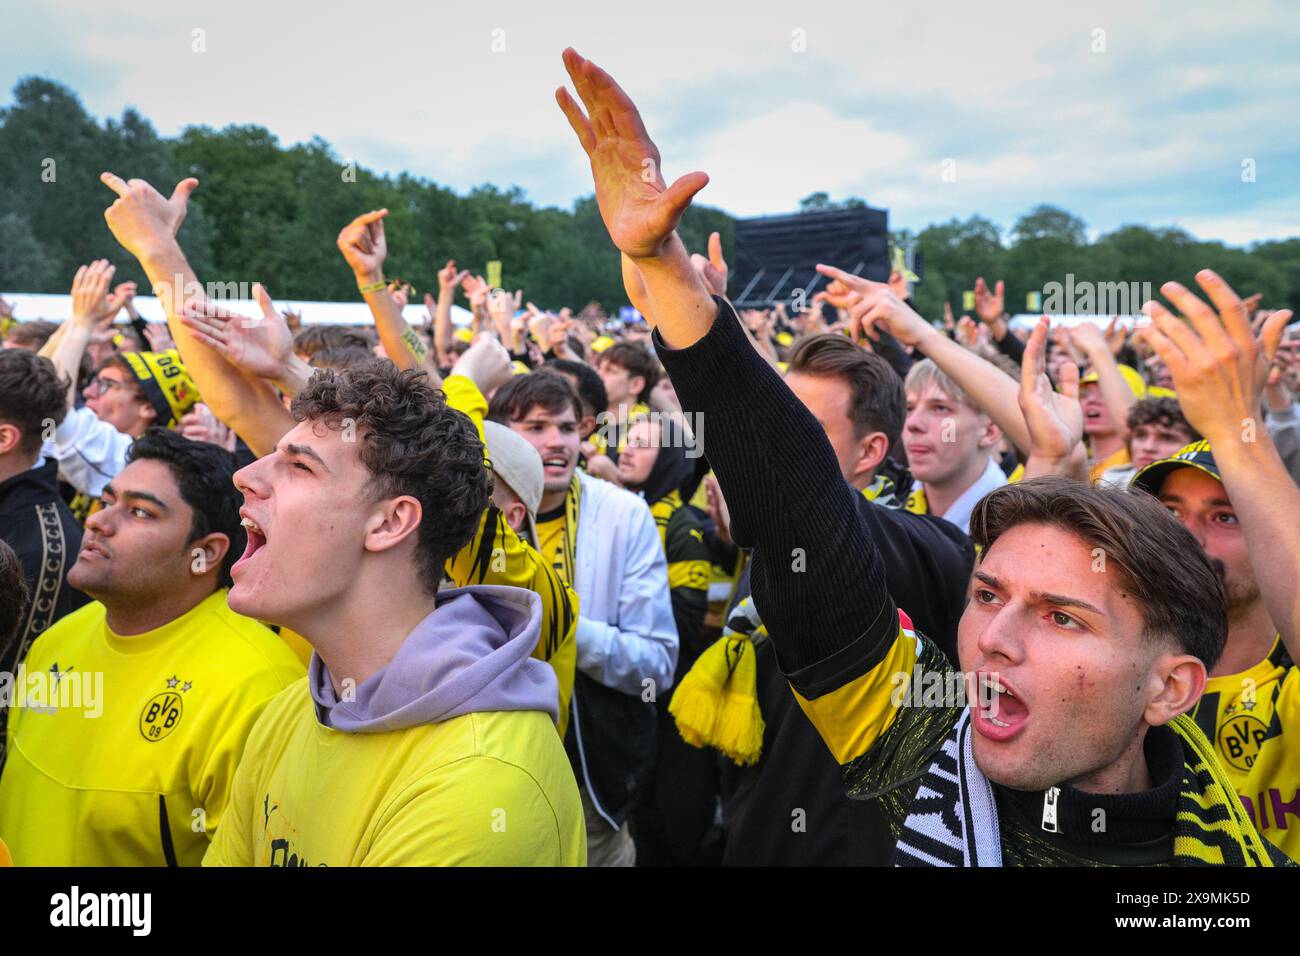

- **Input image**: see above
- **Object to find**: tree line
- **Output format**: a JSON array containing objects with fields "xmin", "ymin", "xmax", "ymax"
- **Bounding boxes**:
[{"xmin": 2, "ymin": 77, "xmax": 1296, "ymax": 319}]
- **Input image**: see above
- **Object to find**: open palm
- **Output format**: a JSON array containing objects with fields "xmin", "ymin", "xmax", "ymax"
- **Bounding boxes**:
[
  {"xmin": 556, "ymin": 48, "xmax": 708, "ymax": 259},
  {"xmin": 180, "ymin": 283, "xmax": 295, "ymax": 381},
  {"xmin": 1019, "ymin": 317, "xmax": 1082, "ymax": 460}
]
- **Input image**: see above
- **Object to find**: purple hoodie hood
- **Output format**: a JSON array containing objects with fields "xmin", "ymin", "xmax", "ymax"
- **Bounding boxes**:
[{"xmin": 309, "ymin": 585, "xmax": 559, "ymax": 732}]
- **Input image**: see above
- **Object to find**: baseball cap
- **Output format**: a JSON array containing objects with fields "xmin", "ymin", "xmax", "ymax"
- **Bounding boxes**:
[
  {"xmin": 1130, "ymin": 439, "xmax": 1221, "ymax": 496},
  {"xmin": 482, "ymin": 420, "xmax": 544, "ymax": 547},
  {"xmin": 120, "ymin": 349, "xmax": 199, "ymax": 428},
  {"xmin": 1080, "ymin": 363, "xmax": 1148, "ymax": 399}
]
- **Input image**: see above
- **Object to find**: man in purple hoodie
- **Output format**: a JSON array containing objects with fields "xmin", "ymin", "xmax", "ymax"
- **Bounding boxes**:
[{"xmin": 200, "ymin": 359, "xmax": 586, "ymax": 865}]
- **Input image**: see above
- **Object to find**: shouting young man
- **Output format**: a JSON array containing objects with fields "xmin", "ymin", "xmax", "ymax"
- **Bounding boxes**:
[
  {"xmin": 95, "ymin": 172, "xmax": 585, "ymax": 866},
  {"xmin": 556, "ymin": 47, "xmax": 1281, "ymax": 865}
]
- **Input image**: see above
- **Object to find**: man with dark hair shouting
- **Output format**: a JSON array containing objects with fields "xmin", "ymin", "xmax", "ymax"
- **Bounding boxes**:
[
  {"xmin": 0, "ymin": 428, "xmax": 304, "ymax": 865},
  {"xmin": 94, "ymin": 172, "xmax": 584, "ymax": 865},
  {"xmin": 556, "ymin": 47, "xmax": 1281, "ymax": 865}
]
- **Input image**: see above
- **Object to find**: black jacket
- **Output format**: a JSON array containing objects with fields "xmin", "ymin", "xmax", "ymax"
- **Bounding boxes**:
[
  {"xmin": 0, "ymin": 458, "xmax": 89, "ymax": 758},
  {"xmin": 719, "ymin": 499, "xmax": 972, "ymax": 866}
]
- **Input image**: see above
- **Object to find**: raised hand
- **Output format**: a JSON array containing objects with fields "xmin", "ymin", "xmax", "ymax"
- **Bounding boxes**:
[
  {"xmin": 1103, "ymin": 316, "xmax": 1127, "ymax": 356},
  {"xmin": 690, "ymin": 231, "xmax": 728, "ymax": 296},
  {"xmin": 439, "ymin": 259, "xmax": 470, "ymax": 295},
  {"xmin": 180, "ymin": 403, "xmax": 238, "ymax": 452},
  {"xmin": 888, "ymin": 269, "xmax": 911, "ymax": 302},
  {"xmin": 69, "ymin": 260, "xmax": 119, "ymax": 327},
  {"xmin": 111, "ymin": 280, "xmax": 138, "ymax": 319},
  {"xmin": 100, "ymin": 173, "xmax": 199, "ymax": 260},
  {"xmin": 450, "ymin": 333, "xmax": 513, "ymax": 395},
  {"xmin": 704, "ymin": 473, "xmax": 733, "ymax": 548},
  {"xmin": 956, "ymin": 315, "xmax": 980, "ymax": 348},
  {"xmin": 1018, "ymin": 317, "xmax": 1083, "ymax": 469},
  {"xmin": 336, "ymin": 209, "xmax": 389, "ymax": 282},
  {"xmin": 388, "ymin": 280, "xmax": 412, "ymax": 310},
  {"xmin": 179, "ymin": 283, "xmax": 296, "ymax": 382},
  {"xmin": 528, "ymin": 308, "xmax": 554, "ymax": 352},
  {"xmin": 815, "ymin": 264, "xmax": 935, "ymax": 348},
  {"xmin": 141, "ymin": 321, "xmax": 176, "ymax": 352},
  {"xmin": 556, "ymin": 47, "xmax": 709, "ymax": 259},
  {"xmin": 549, "ymin": 318, "xmax": 575, "ymax": 359},
  {"xmin": 973, "ymin": 276, "xmax": 1005, "ymax": 326},
  {"xmin": 1141, "ymin": 270, "xmax": 1291, "ymax": 444}
]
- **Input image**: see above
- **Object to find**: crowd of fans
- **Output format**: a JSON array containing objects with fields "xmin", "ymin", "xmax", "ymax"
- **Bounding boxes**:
[{"xmin": 0, "ymin": 48, "xmax": 1297, "ymax": 868}]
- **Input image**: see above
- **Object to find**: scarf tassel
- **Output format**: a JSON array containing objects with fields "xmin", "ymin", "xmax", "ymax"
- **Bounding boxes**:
[{"xmin": 669, "ymin": 635, "xmax": 765, "ymax": 766}]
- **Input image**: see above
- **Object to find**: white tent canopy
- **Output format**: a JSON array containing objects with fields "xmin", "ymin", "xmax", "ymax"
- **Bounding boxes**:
[
  {"xmin": 1, "ymin": 292, "xmax": 473, "ymax": 327},
  {"xmin": 1007, "ymin": 312, "xmax": 1149, "ymax": 331}
]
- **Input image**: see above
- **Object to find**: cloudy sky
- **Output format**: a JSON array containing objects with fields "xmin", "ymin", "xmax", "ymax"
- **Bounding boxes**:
[{"xmin": 4, "ymin": 0, "xmax": 1297, "ymax": 245}]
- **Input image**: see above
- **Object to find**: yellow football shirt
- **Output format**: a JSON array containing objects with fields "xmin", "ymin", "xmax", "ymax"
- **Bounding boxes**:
[
  {"xmin": 202, "ymin": 678, "xmax": 586, "ymax": 866},
  {"xmin": 0, "ymin": 589, "xmax": 304, "ymax": 866},
  {"xmin": 1195, "ymin": 638, "xmax": 1300, "ymax": 862}
]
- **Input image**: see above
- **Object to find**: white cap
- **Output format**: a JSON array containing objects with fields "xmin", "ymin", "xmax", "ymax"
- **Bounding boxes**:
[{"xmin": 482, "ymin": 421, "xmax": 544, "ymax": 544}]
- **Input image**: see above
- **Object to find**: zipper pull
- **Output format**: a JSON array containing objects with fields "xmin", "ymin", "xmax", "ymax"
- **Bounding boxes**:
[{"xmin": 1042, "ymin": 786, "xmax": 1060, "ymax": 833}]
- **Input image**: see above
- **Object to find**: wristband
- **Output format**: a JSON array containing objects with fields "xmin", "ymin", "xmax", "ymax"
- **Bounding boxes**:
[{"xmin": 357, "ymin": 279, "xmax": 387, "ymax": 295}]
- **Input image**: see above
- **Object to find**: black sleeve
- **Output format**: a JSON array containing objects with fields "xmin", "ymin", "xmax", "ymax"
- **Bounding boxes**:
[
  {"xmin": 654, "ymin": 296, "xmax": 895, "ymax": 678},
  {"xmin": 994, "ymin": 326, "xmax": 1025, "ymax": 365}
]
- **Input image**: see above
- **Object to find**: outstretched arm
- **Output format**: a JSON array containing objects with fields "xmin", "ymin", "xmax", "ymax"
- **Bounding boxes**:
[
  {"xmin": 1142, "ymin": 272, "xmax": 1298, "ymax": 659},
  {"xmin": 44, "ymin": 260, "xmax": 118, "ymax": 408},
  {"xmin": 98, "ymin": 172, "xmax": 294, "ymax": 450},
  {"xmin": 430, "ymin": 259, "xmax": 468, "ymax": 368},
  {"xmin": 818, "ymin": 264, "xmax": 1034, "ymax": 455},
  {"xmin": 336, "ymin": 209, "xmax": 441, "ymax": 382},
  {"xmin": 176, "ymin": 288, "xmax": 305, "ymax": 457},
  {"xmin": 556, "ymin": 48, "xmax": 892, "ymax": 681}
]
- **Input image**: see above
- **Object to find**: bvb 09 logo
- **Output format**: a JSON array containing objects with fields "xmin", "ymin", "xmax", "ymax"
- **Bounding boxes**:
[
  {"xmin": 139, "ymin": 692, "xmax": 184, "ymax": 742},
  {"xmin": 1217, "ymin": 715, "xmax": 1267, "ymax": 772}
]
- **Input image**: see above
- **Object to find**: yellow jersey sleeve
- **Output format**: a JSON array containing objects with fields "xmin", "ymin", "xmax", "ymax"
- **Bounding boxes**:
[{"xmin": 791, "ymin": 610, "xmax": 919, "ymax": 766}]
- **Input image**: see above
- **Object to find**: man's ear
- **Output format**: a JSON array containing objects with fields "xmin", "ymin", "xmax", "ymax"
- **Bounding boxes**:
[
  {"xmin": 189, "ymin": 533, "xmax": 231, "ymax": 578},
  {"xmin": 138, "ymin": 400, "xmax": 158, "ymax": 425},
  {"xmin": 1143, "ymin": 653, "xmax": 1207, "ymax": 726},
  {"xmin": 0, "ymin": 423, "xmax": 22, "ymax": 456},
  {"xmin": 580, "ymin": 415, "xmax": 597, "ymax": 440},
  {"xmin": 629, "ymin": 375, "xmax": 646, "ymax": 402},
  {"xmin": 851, "ymin": 432, "xmax": 891, "ymax": 484},
  {"xmin": 977, "ymin": 418, "xmax": 1002, "ymax": 452},
  {"xmin": 363, "ymin": 496, "xmax": 423, "ymax": 554},
  {"xmin": 503, "ymin": 500, "xmax": 528, "ymax": 534}
]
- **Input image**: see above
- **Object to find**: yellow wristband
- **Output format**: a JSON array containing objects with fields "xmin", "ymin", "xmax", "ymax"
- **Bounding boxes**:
[{"xmin": 357, "ymin": 280, "xmax": 387, "ymax": 295}]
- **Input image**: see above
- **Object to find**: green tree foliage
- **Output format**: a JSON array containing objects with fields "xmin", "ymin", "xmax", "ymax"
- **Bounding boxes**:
[{"xmin": 2, "ymin": 78, "xmax": 1296, "ymax": 319}]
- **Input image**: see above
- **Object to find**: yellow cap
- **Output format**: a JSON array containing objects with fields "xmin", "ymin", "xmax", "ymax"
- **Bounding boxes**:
[{"xmin": 1080, "ymin": 363, "xmax": 1147, "ymax": 399}]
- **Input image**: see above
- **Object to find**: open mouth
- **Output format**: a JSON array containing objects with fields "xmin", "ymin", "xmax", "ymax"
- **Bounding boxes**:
[
  {"xmin": 78, "ymin": 538, "xmax": 110, "ymax": 561},
  {"xmin": 542, "ymin": 456, "xmax": 570, "ymax": 473},
  {"xmin": 972, "ymin": 672, "xmax": 1029, "ymax": 741},
  {"xmin": 232, "ymin": 513, "xmax": 268, "ymax": 578}
]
